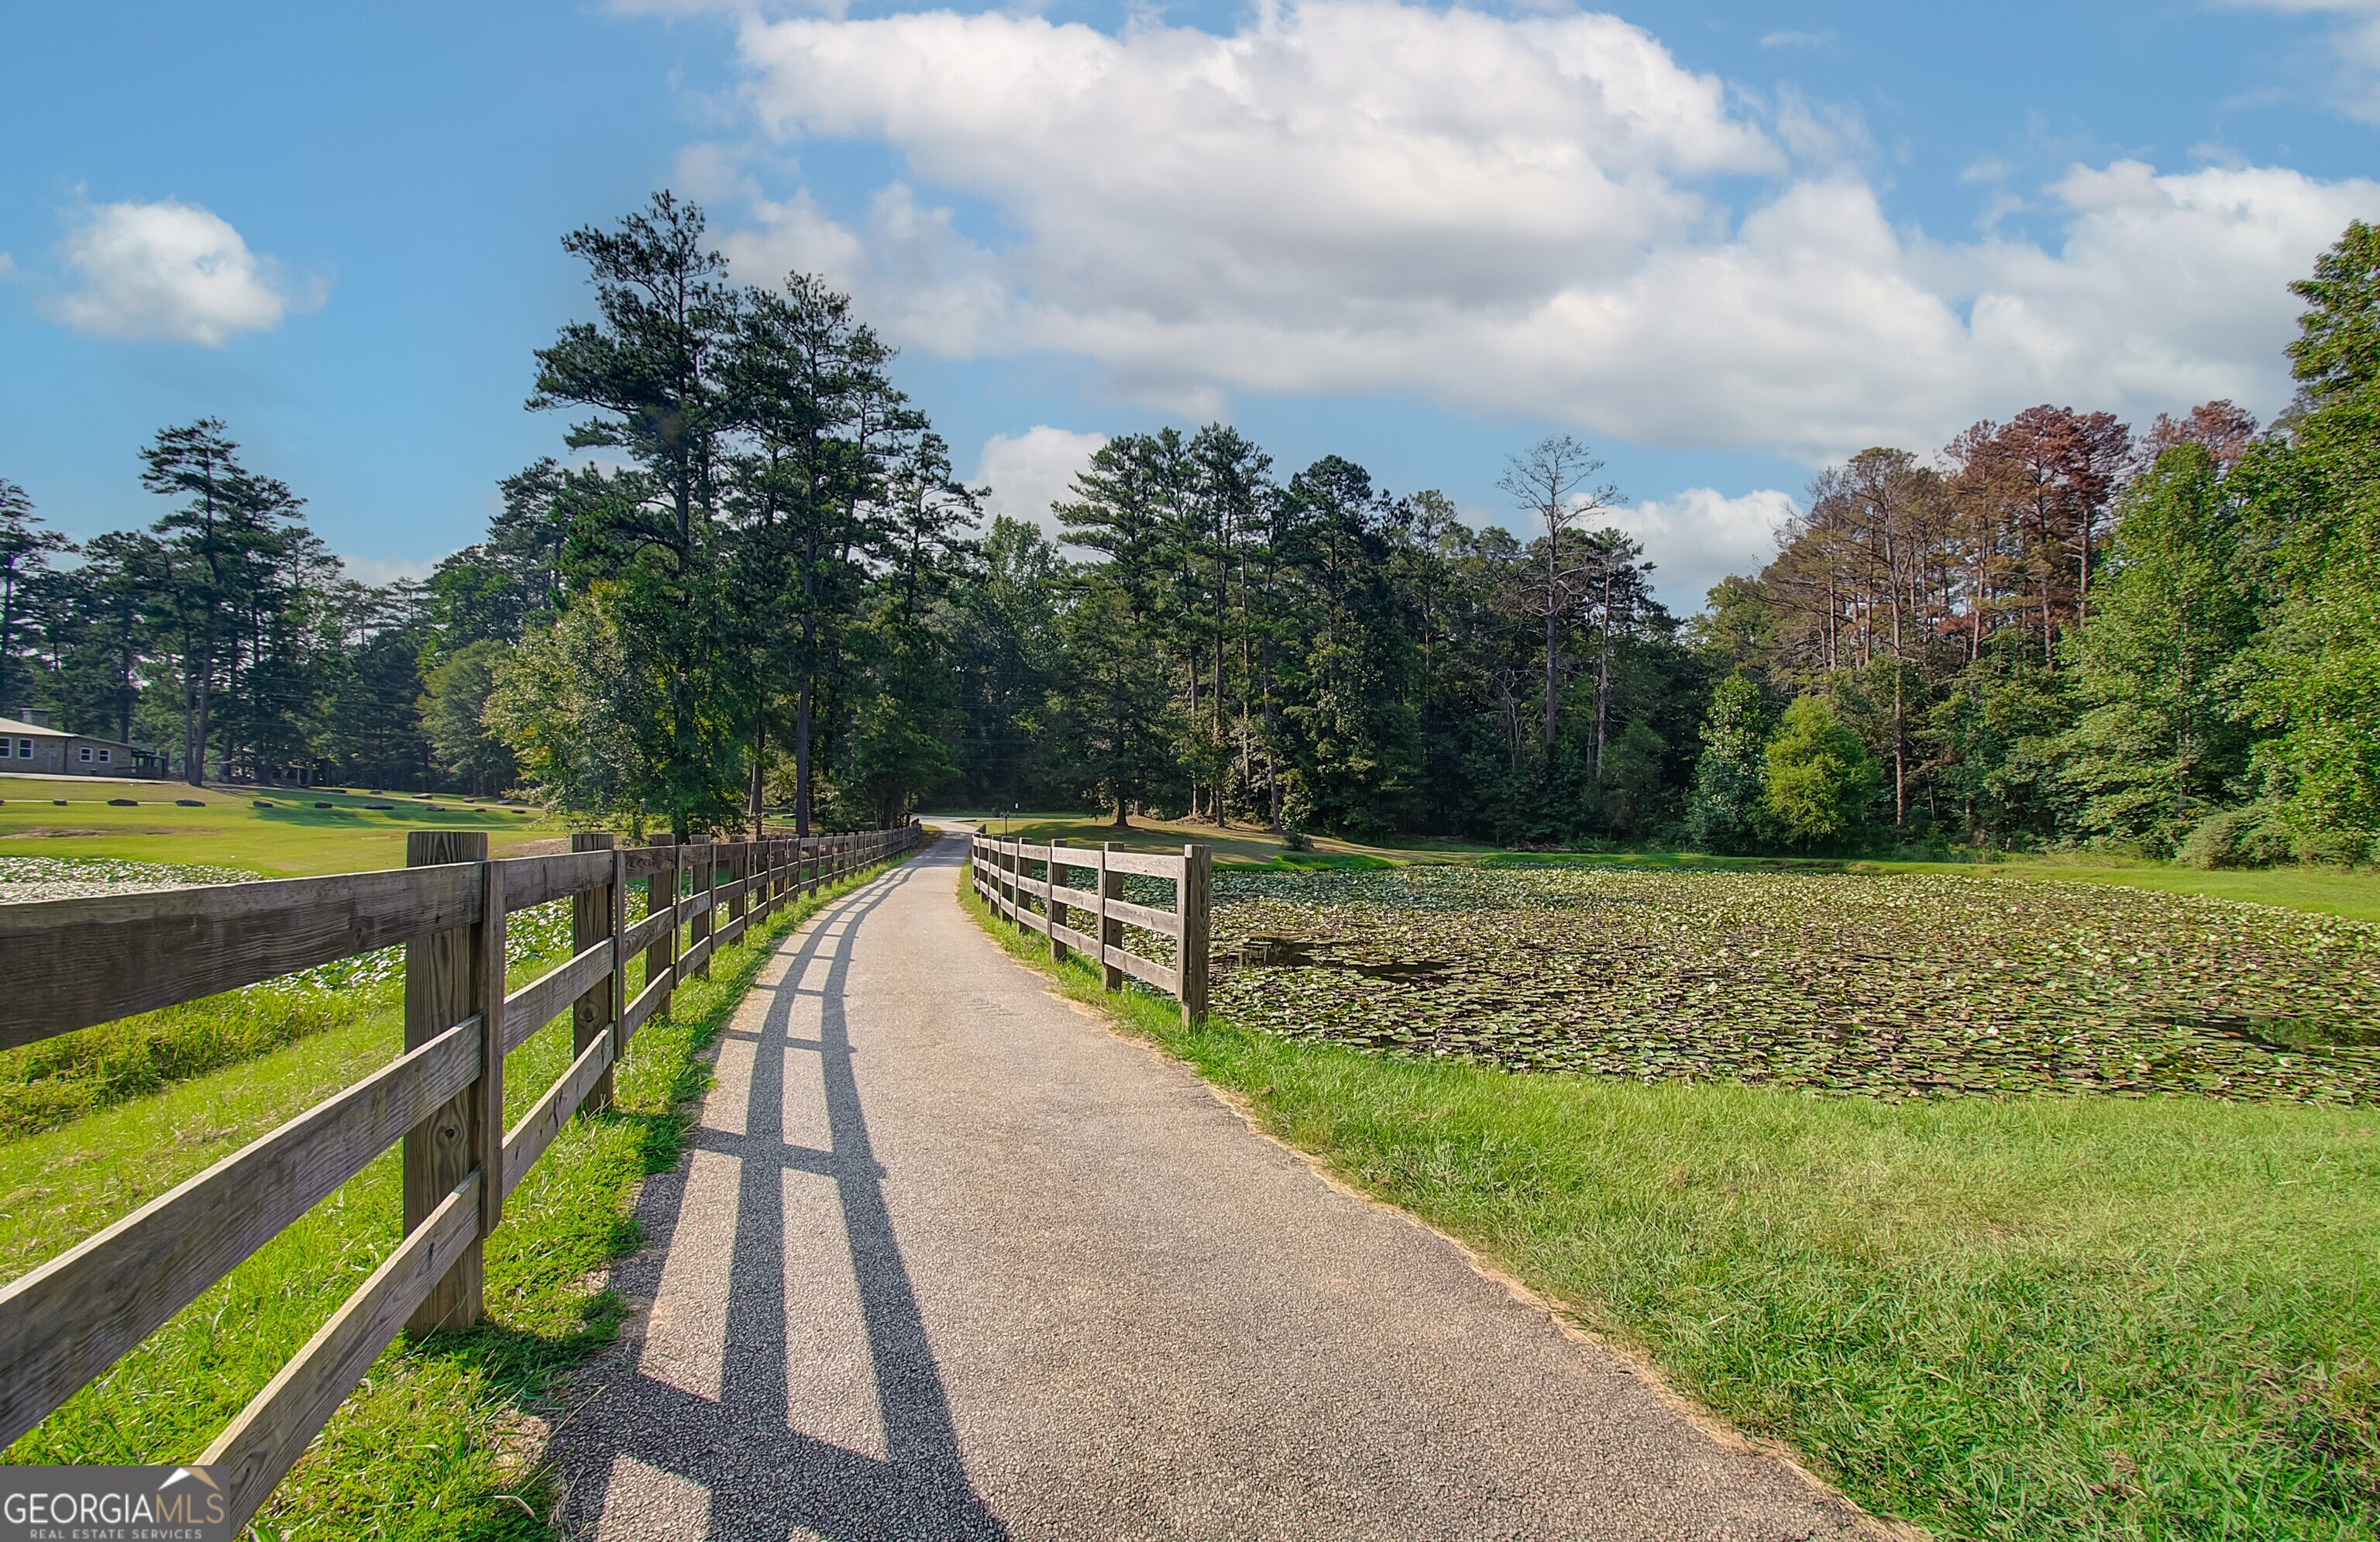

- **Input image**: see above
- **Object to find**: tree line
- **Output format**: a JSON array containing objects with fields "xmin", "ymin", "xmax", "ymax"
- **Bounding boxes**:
[
  {"xmin": 2, "ymin": 203, "xmax": 2375, "ymax": 864},
  {"xmin": 1689, "ymin": 220, "xmax": 2380, "ymax": 864}
]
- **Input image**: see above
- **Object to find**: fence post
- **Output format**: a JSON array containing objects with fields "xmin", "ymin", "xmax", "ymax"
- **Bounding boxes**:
[
  {"xmin": 1099, "ymin": 843, "xmax": 1125, "ymax": 991},
  {"xmin": 689, "ymin": 837, "xmax": 714, "ymax": 981},
  {"xmin": 402, "ymin": 830, "xmax": 493, "ymax": 1332},
  {"xmin": 727, "ymin": 842, "xmax": 748, "ymax": 935},
  {"xmin": 1049, "ymin": 842, "xmax": 1071, "ymax": 963},
  {"xmin": 644, "ymin": 835, "xmax": 677, "ymax": 1024},
  {"xmin": 1180, "ymin": 843, "xmax": 1211, "ymax": 1025},
  {"xmin": 571, "ymin": 831, "xmax": 617, "ymax": 1113}
]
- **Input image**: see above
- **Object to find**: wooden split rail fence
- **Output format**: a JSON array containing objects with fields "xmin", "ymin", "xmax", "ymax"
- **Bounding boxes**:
[
  {"xmin": 0, "ymin": 822, "xmax": 920, "ymax": 1529},
  {"xmin": 968, "ymin": 833, "xmax": 1211, "ymax": 1023}
]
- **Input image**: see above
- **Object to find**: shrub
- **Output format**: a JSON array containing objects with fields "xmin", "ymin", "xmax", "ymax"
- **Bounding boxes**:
[
  {"xmin": 1762, "ymin": 697, "xmax": 1880, "ymax": 850},
  {"xmin": 2179, "ymin": 807, "xmax": 2295, "ymax": 869},
  {"xmin": 2292, "ymin": 825, "xmax": 2374, "ymax": 867}
]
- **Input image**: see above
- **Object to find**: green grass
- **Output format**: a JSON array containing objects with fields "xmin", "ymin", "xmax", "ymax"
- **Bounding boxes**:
[
  {"xmin": 961, "ymin": 872, "xmax": 2380, "ymax": 1542},
  {"xmin": 931, "ymin": 809, "xmax": 1493, "ymax": 869},
  {"xmin": 0, "ymin": 897, "xmax": 576, "ymax": 1140},
  {"xmin": 1, "ymin": 857, "xmax": 907, "ymax": 1539},
  {"xmin": 0, "ymin": 982, "xmax": 396, "ymax": 1139},
  {"xmin": 0, "ymin": 776, "xmax": 559, "ymax": 877},
  {"xmin": 1862, "ymin": 855, "xmax": 2380, "ymax": 926},
  {"xmin": 931, "ymin": 810, "xmax": 2380, "ymax": 920}
]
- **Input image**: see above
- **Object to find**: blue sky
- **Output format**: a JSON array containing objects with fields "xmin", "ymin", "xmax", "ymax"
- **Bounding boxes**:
[{"xmin": 3, "ymin": 1, "xmax": 2376, "ymax": 607}]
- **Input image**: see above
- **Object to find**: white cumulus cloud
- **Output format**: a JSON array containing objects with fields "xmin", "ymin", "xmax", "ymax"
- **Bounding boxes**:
[
  {"xmin": 1611, "ymin": 487, "xmax": 1797, "ymax": 611},
  {"xmin": 49, "ymin": 199, "xmax": 318, "ymax": 346},
  {"xmin": 714, "ymin": 1, "xmax": 2380, "ymax": 462},
  {"xmin": 973, "ymin": 425, "xmax": 1108, "ymax": 541}
]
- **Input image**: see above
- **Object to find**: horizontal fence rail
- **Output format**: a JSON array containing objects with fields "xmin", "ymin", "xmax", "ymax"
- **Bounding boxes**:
[
  {"xmin": 967, "ymin": 833, "xmax": 1209, "ymax": 1023},
  {"xmin": 0, "ymin": 820, "xmax": 922, "ymax": 1530}
]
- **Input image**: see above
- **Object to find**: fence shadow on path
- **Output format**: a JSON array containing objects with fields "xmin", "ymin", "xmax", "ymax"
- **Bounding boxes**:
[{"xmin": 558, "ymin": 852, "xmax": 1009, "ymax": 1541}]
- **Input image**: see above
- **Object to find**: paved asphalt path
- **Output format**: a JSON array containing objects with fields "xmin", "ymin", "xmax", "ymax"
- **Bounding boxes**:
[{"xmin": 552, "ymin": 833, "xmax": 1883, "ymax": 1542}]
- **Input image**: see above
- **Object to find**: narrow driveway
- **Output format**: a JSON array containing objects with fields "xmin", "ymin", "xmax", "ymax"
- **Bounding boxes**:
[{"xmin": 554, "ymin": 834, "xmax": 1878, "ymax": 1541}]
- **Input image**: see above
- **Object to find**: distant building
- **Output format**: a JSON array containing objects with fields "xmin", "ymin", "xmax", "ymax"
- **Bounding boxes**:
[{"xmin": 0, "ymin": 711, "xmax": 163, "ymax": 776}]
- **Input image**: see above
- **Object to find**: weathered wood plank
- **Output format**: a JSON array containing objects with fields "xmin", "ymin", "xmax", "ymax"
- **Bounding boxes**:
[
  {"xmin": 687, "ymin": 841, "xmax": 714, "ymax": 983},
  {"xmin": 641, "ymin": 842, "xmax": 677, "ymax": 1034},
  {"xmin": 1106, "ymin": 897, "xmax": 1184, "ymax": 938},
  {"xmin": 473, "ymin": 857, "xmax": 507, "ymax": 1238},
  {"xmin": 502, "ymin": 1028, "xmax": 614, "ymax": 1196},
  {"xmin": 1051, "ymin": 919, "xmax": 1100, "ymax": 955},
  {"xmin": 576, "ymin": 835, "xmax": 620, "ymax": 1117},
  {"xmin": 679, "ymin": 888, "xmax": 715, "ymax": 921},
  {"xmin": 620, "ymin": 905, "xmax": 673, "ymax": 959},
  {"xmin": 403, "ymin": 832, "xmax": 489, "ymax": 1331},
  {"xmin": 0, "ymin": 866, "xmax": 482, "ymax": 1048},
  {"xmin": 0, "ymin": 1015, "xmax": 480, "ymax": 1449},
  {"xmin": 495, "ymin": 851, "xmax": 611, "ymax": 911},
  {"xmin": 1178, "ymin": 844, "xmax": 1211, "ymax": 1024},
  {"xmin": 619, "ymin": 846, "xmax": 676, "ymax": 880},
  {"xmin": 201, "ymin": 1172, "xmax": 480, "ymax": 1533},
  {"xmin": 1099, "ymin": 849, "xmax": 1185, "ymax": 879},
  {"xmin": 717, "ymin": 912, "xmax": 748, "ymax": 949},
  {"xmin": 1109, "ymin": 947, "xmax": 1179, "ymax": 993},
  {"xmin": 1048, "ymin": 882, "xmax": 1100, "ymax": 910},
  {"xmin": 501, "ymin": 939, "xmax": 613, "ymax": 1055}
]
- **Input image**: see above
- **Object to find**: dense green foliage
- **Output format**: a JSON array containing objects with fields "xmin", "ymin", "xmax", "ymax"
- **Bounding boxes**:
[
  {"xmin": 8, "ymin": 211, "xmax": 2379, "ymax": 861},
  {"xmin": 1696, "ymin": 221, "xmax": 2380, "ymax": 863}
]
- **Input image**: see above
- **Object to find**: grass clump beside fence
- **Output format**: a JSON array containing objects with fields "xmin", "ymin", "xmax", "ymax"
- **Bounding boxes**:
[
  {"xmin": 1, "ymin": 855, "xmax": 909, "ymax": 1539},
  {"xmin": 960, "ymin": 869, "xmax": 2380, "ymax": 1542},
  {"xmin": 0, "ymin": 893, "xmax": 580, "ymax": 1140}
]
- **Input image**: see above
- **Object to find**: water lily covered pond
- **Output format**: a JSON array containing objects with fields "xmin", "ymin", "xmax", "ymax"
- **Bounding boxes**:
[{"xmin": 1206, "ymin": 866, "xmax": 2380, "ymax": 1104}]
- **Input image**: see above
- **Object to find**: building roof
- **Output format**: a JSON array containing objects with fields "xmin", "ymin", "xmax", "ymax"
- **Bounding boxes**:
[{"xmin": 0, "ymin": 716, "xmax": 138, "ymax": 748}]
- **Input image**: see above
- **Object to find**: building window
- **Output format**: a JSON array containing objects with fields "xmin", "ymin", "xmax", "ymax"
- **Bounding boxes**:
[
  {"xmin": 97, "ymin": 748, "xmax": 110, "ymax": 764},
  {"xmin": 13, "ymin": 739, "xmax": 27, "ymax": 758},
  {"xmin": 79, "ymin": 745, "xmax": 92, "ymax": 762}
]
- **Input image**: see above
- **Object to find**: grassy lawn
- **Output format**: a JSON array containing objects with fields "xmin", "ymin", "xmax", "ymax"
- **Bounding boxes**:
[
  {"xmin": 961, "ymin": 871, "xmax": 2380, "ymax": 1542},
  {"xmin": 1, "ymin": 856, "xmax": 906, "ymax": 1538},
  {"xmin": 930, "ymin": 808, "xmax": 1496, "ymax": 869},
  {"xmin": 1866, "ymin": 855, "xmax": 2380, "ymax": 927},
  {"xmin": 927, "ymin": 808, "xmax": 2380, "ymax": 914},
  {"xmin": 0, "ymin": 775, "xmax": 559, "ymax": 877}
]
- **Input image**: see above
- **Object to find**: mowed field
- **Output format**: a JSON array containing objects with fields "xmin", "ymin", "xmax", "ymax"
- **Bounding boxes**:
[
  {"xmin": 0, "ymin": 773, "xmax": 559, "ymax": 877},
  {"xmin": 0, "ymin": 780, "xmax": 575, "ymax": 1138},
  {"xmin": 962, "ymin": 840, "xmax": 2380, "ymax": 1542}
]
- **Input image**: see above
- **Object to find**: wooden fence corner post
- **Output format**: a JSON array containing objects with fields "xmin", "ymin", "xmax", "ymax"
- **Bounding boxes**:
[
  {"xmin": 403, "ymin": 829, "xmax": 490, "ymax": 1333},
  {"xmin": 1180, "ymin": 843, "xmax": 1211, "ymax": 1026},
  {"xmin": 572, "ymin": 831, "xmax": 617, "ymax": 1113},
  {"xmin": 645, "ymin": 835, "xmax": 677, "ymax": 1026},
  {"xmin": 1099, "ymin": 842, "xmax": 1125, "ymax": 992},
  {"xmin": 1048, "ymin": 842, "xmax": 1071, "ymax": 964}
]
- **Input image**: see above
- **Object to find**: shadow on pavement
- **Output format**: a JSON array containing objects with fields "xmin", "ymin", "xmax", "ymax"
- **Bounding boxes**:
[{"xmin": 558, "ymin": 850, "xmax": 1009, "ymax": 1541}]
